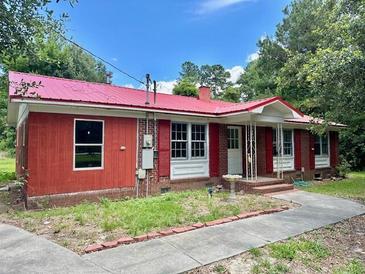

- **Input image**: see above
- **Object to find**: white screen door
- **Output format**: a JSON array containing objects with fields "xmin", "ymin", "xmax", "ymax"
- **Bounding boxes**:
[{"xmin": 227, "ymin": 126, "xmax": 243, "ymax": 175}]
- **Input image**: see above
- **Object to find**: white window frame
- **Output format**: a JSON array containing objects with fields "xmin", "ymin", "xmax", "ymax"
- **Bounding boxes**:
[
  {"xmin": 190, "ymin": 123, "xmax": 208, "ymax": 159},
  {"xmin": 227, "ymin": 127, "xmax": 240, "ymax": 149},
  {"xmin": 171, "ymin": 122, "xmax": 189, "ymax": 160},
  {"xmin": 273, "ymin": 128, "xmax": 295, "ymax": 171},
  {"xmin": 315, "ymin": 134, "xmax": 330, "ymax": 168},
  {"xmin": 273, "ymin": 128, "xmax": 294, "ymax": 157},
  {"xmin": 73, "ymin": 118, "xmax": 105, "ymax": 171},
  {"xmin": 171, "ymin": 122, "xmax": 208, "ymax": 161},
  {"xmin": 315, "ymin": 134, "xmax": 329, "ymax": 156}
]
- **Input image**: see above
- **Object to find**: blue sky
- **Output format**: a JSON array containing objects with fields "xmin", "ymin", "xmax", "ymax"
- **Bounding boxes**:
[{"xmin": 53, "ymin": 0, "xmax": 290, "ymax": 92}]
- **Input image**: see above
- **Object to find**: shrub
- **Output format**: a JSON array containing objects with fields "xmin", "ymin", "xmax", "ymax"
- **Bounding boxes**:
[{"xmin": 336, "ymin": 159, "xmax": 351, "ymax": 178}]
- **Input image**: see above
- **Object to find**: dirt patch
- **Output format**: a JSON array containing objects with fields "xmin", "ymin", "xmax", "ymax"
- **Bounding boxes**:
[
  {"xmin": 189, "ymin": 215, "xmax": 365, "ymax": 274},
  {"xmin": 0, "ymin": 191, "xmax": 294, "ymax": 254}
]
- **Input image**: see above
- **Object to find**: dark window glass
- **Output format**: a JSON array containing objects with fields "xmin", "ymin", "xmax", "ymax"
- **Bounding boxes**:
[
  {"xmin": 75, "ymin": 120, "xmax": 103, "ymax": 144},
  {"xmin": 228, "ymin": 128, "xmax": 239, "ymax": 149},
  {"xmin": 171, "ymin": 123, "xmax": 188, "ymax": 159},
  {"xmin": 283, "ymin": 130, "xmax": 293, "ymax": 156},
  {"xmin": 75, "ymin": 146, "xmax": 102, "ymax": 168},
  {"xmin": 191, "ymin": 124, "xmax": 206, "ymax": 158},
  {"xmin": 322, "ymin": 134, "xmax": 328, "ymax": 155},
  {"xmin": 315, "ymin": 135, "xmax": 321, "ymax": 155}
]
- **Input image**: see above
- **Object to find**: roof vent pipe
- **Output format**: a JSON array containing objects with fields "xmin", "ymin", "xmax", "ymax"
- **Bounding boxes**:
[
  {"xmin": 153, "ymin": 80, "xmax": 157, "ymax": 104},
  {"xmin": 145, "ymin": 73, "xmax": 151, "ymax": 105}
]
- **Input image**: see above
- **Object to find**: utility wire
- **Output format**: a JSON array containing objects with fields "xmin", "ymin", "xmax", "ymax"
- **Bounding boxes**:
[{"xmin": 57, "ymin": 32, "xmax": 146, "ymax": 86}]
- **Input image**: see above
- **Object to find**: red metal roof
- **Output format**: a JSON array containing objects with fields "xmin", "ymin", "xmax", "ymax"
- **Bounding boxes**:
[{"xmin": 9, "ymin": 71, "xmax": 303, "ymax": 117}]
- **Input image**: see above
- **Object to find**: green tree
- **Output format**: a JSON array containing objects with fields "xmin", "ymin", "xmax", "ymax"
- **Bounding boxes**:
[
  {"xmin": 179, "ymin": 61, "xmax": 200, "ymax": 84},
  {"xmin": 172, "ymin": 79, "xmax": 198, "ymax": 97},
  {"xmin": 200, "ymin": 64, "xmax": 230, "ymax": 98},
  {"xmin": 241, "ymin": 0, "xmax": 365, "ymax": 169},
  {"xmin": 0, "ymin": 0, "xmax": 108, "ymax": 156},
  {"xmin": 219, "ymin": 86, "xmax": 241, "ymax": 102}
]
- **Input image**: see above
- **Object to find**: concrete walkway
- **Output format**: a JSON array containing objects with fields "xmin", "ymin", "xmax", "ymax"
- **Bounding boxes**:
[
  {"xmin": 0, "ymin": 223, "xmax": 108, "ymax": 274},
  {"xmin": 1, "ymin": 191, "xmax": 364, "ymax": 274}
]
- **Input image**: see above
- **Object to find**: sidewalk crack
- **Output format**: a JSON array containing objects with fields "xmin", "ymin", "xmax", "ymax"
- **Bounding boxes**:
[{"xmin": 162, "ymin": 238, "xmax": 204, "ymax": 267}]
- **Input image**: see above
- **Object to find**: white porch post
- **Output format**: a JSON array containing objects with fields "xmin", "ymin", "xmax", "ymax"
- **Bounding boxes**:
[
  {"xmin": 276, "ymin": 123, "xmax": 284, "ymax": 179},
  {"xmin": 245, "ymin": 122, "xmax": 257, "ymax": 181}
]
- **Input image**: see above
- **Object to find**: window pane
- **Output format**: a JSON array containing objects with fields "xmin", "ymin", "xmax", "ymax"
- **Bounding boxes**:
[
  {"xmin": 322, "ymin": 135, "xmax": 328, "ymax": 155},
  {"xmin": 228, "ymin": 128, "xmax": 239, "ymax": 149},
  {"xmin": 283, "ymin": 130, "xmax": 293, "ymax": 156},
  {"xmin": 75, "ymin": 120, "xmax": 103, "ymax": 144},
  {"xmin": 75, "ymin": 146, "xmax": 102, "ymax": 168}
]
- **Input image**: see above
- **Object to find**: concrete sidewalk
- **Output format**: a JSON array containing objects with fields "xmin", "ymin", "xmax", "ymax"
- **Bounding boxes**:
[
  {"xmin": 1, "ymin": 191, "xmax": 364, "ymax": 274},
  {"xmin": 0, "ymin": 223, "xmax": 109, "ymax": 274},
  {"xmin": 83, "ymin": 191, "xmax": 365, "ymax": 274}
]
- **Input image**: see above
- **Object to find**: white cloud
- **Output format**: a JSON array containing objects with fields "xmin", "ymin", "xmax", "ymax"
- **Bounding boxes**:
[
  {"xmin": 226, "ymin": 65, "xmax": 244, "ymax": 83},
  {"xmin": 111, "ymin": 57, "xmax": 118, "ymax": 62},
  {"xmin": 246, "ymin": 51, "xmax": 259, "ymax": 63},
  {"xmin": 155, "ymin": 80, "xmax": 177, "ymax": 94},
  {"xmin": 124, "ymin": 83, "xmax": 135, "ymax": 88},
  {"xmin": 196, "ymin": 0, "xmax": 251, "ymax": 15}
]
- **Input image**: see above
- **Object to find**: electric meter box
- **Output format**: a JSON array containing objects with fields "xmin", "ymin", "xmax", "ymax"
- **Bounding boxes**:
[
  {"xmin": 143, "ymin": 134, "xmax": 153, "ymax": 148},
  {"xmin": 142, "ymin": 149, "xmax": 154, "ymax": 169}
]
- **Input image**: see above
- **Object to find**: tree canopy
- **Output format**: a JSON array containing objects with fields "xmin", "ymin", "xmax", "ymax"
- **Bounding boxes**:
[
  {"xmin": 0, "ymin": 0, "xmax": 108, "ymax": 155},
  {"xmin": 239, "ymin": 0, "xmax": 365, "ymax": 169}
]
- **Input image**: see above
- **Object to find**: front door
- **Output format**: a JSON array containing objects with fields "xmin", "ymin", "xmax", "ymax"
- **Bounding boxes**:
[{"xmin": 227, "ymin": 126, "xmax": 243, "ymax": 175}]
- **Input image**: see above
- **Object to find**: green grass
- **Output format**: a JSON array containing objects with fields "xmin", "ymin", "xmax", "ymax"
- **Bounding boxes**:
[
  {"xmin": 302, "ymin": 171, "xmax": 365, "ymax": 203},
  {"xmin": 213, "ymin": 265, "xmax": 227, "ymax": 273},
  {"xmin": 12, "ymin": 190, "xmax": 286, "ymax": 236},
  {"xmin": 0, "ymin": 158, "xmax": 16, "ymax": 185},
  {"xmin": 252, "ymin": 259, "xmax": 289, "ymax": 274},
  {"xmin": 333, "ymin": 259, "xmax": 365, "ymax": 274},
  {"xmin": 249, "ymin": 247, "xmax": 262, "ymax": 257},
  {"xmin": 269, "ymin": 239, "xmax": 330, "ymax": 261}
]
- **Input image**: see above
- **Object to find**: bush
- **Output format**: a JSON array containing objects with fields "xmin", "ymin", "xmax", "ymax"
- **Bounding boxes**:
[{"xmin": 336, "ymin": 159, "xmax": 351, "ymax": 178}]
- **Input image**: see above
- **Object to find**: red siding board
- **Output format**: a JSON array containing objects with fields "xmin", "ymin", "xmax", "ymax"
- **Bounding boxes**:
[
  {"xmin": 209, "ymin": 123, "xmax": 220, "ymax": 177},
  {"xmin": 309, "ymin": 133, "xmax": 315, "ymax": 170},
  {"xmin": 330, "ymin": 131, "xmax": 339, "ymax": 167},
  {"xmin": 294, "ymin": 129, "xmax": 302, "ymax": 170},
  {"xmin": 27, "ymin": 112, "xmax": 137, "ymax": 197},
  {"xmin": 265, "ymin": 127, "xmax": 273, "ymax": 174},
  {"xmin": 158, "ymin": 120, "xmax": 170, "ymax": 178}
]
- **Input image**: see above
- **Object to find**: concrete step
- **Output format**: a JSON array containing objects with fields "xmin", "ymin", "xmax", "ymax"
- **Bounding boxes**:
[
  {"xmin": 252, "ymin": 183, "xmax": 294, "ymax": 194},
  {"xmin": 243, "ymin": 179, "xmax": 285, "ymax": 187}
]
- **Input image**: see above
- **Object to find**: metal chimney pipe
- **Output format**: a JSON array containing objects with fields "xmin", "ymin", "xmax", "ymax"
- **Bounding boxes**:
[
  {"xmin": 145, "ymin": 73, "xmax": 150, "ymax": 105},
  {"xmin": 153, "ymin": 80, "xmax": 157, "ymax": 104}
]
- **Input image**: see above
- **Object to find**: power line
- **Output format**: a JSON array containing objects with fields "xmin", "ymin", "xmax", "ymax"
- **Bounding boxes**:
[{"xmin": 57, "ymin": 32, "xmax": 146, "ymax": 86}]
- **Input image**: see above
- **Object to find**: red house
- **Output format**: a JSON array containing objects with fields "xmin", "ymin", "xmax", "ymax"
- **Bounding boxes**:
[{"xmin": 7, "ymin": 71, "xmax": 343, "ymax": 207}]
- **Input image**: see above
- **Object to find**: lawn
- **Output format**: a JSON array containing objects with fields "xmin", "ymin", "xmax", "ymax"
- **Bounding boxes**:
[
  {"xmin": 192, "ymin": 215, "xmax": 365, "ymax": 274},
  {"xmin": 0, "ymin": 190, "xmax": 293, "ymax": 254},
  {"xmin": 302, "ymin": 171, "xmax": 365, "ymax": 203},
  {"xmin": 0, "ymin": 158, "xmax": 16, "ymax": 186}
]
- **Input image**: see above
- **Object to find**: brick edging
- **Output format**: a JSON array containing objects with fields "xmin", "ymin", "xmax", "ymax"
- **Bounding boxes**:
[{"xmin": 84, "ymin": 206, "xmax": 290, "ymax": 254}]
